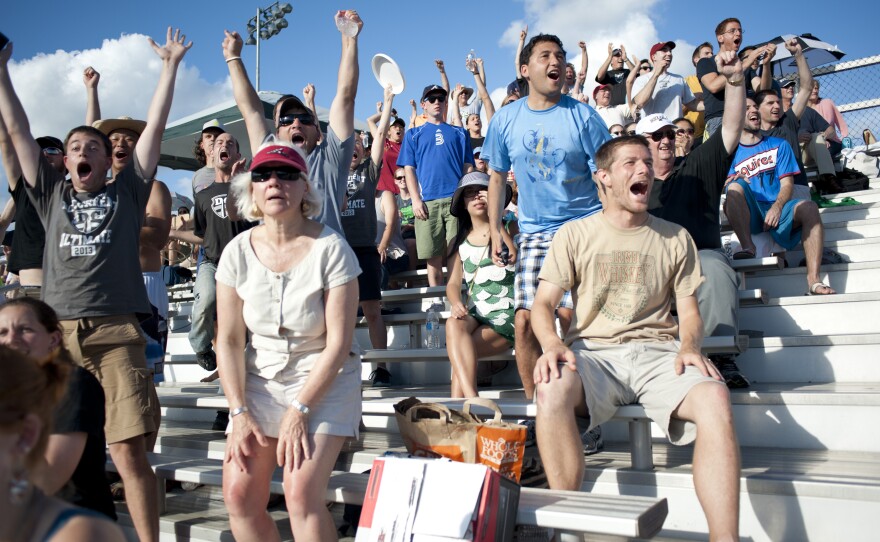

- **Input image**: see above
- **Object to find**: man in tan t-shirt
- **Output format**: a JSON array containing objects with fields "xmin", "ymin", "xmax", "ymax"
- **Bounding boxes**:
[{"xmin": 531, "ymin": 136, "xmax": 741, "ymax": 541}]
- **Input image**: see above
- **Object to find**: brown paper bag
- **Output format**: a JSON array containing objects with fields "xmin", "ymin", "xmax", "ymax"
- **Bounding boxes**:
[{"xmin": 394, "ymin": 397, "xmax": 527, "ymax": 482}]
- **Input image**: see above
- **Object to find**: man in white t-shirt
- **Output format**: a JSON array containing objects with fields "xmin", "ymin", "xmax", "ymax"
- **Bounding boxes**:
[
  {"xmin": 632, "ymin": 41, "xmax": 702, "ymax": 119},
  {"xmin": 592, "ymin": 84, "xmax": 633, "ymax": 128}
]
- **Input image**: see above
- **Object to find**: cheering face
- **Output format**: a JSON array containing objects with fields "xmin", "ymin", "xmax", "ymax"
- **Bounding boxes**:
[
  {"xmin": 521, "ymin": 41, "xmax": 566, "ymax": 97},
  {"xmin": 387, "ymin": 123, "xmax": 404, "ymax": 143},
  {"xmin": 64, "ymin": 132, "xmax": 111, "ymax": 193},
  {"xmin": 276, "ymin": 106, "xmax": 321, "ymax": 153},
  {"xmin": 212, "ymin": 133, "xmax": 240, "ymax": 171},
  {"xmin": 745, "ymin": 99, "xmax": 761, "ymax": 132},
  {"xmin": 109, "ymin": 129, "xmax": 139, "ymax": 172},
  {"xmin": 758, "ymin": 94, "xmax": 782, "ymax": 124},
  {"xmin": 597, "ymin": 143, "xmax": 654, "ymax": 215}
]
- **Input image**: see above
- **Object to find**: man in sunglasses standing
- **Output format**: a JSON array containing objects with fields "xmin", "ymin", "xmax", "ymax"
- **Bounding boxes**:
[
  {"xmin": 639, "ymin": 50, "xmax": 749, "ymax": 389},
  {"xmin": 222, "ymin": 9, "xmax": 362, "ymax": 236},
  {"xmin": 398, "ymin": 84, "xmax": 474, "ymax": 288}
]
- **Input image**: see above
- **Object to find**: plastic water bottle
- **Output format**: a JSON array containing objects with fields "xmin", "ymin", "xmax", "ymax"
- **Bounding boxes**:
[
  {"xmin": 426, "ymin": 305, "xmax": 440, "ymax": 348},
  {"xmin": 335, "ymin": 12, "xmax": 359, "ymax": 38},
  {"xmin": 466, "ymin": 49, "xmax": 476, "ymax": 72}
]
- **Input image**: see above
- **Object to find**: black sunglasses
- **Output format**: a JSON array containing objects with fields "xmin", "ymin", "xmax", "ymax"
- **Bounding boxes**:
[
  {"xmin": 676, "ymin": 128, "xmax": 695, "ymax": 136},
  {"xmin": 626, "ymin": 130, "xmax": 637, "ymax": 135},
  {"xmin": 278, "ymin": 113, "xmax": 315, "ymax": 127},
  {"xmin": 639, "ymin": 65, "xmax": 652, "ymax": 71},
  {"xmin": 424, "ymin": 95, "xmax": 447, "ymax": 104},
  {"xmin": 650, "ymin": 130, "xmax": 676, "ymax": 142},
  {"xmin": 394, "ymin": 175, "xmax": 405, "ymax": 180},
  {"xmin": 251, "ymin": 168, "xmax": 302, "ymax": 182}
]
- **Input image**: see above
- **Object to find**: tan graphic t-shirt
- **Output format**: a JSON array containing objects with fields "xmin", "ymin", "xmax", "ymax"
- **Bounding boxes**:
[{"xmin": 539, "ymin": 212, "xmax": 703, "ymax": 345}]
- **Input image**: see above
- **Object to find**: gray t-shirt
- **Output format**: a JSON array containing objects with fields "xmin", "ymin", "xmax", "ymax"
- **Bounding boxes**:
[
  {"xmin": 341, "ymin": 159, "xmax": 380, "ymax": 247},
  {"xmin": 192, "ymin": 166, "xmax": 215, "ymax": 195},
  {"xmin": 26, "ymin": 157, "xmax": 152, "ymax": 320},
  {"xmin": 263, "ymin": 127, "xmax": 355, "ymax": 235}
]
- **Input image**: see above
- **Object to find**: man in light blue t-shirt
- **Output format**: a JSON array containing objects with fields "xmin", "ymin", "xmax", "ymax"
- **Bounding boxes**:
[
  {"xmin": 483, "ymin": 33, "xmax": 610, "ymax": 408},
  {"xmin": 398, "ymin": 84, "xmax": 474, "ymax": 287}
]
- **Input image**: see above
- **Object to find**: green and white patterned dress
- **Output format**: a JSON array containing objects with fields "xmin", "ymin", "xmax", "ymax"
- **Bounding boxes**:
[{"xmin": 459, "ymin": 240, "xmax": 515, "ymax": 343}]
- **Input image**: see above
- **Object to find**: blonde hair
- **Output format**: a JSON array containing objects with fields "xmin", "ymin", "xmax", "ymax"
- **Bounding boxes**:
[{"xmin": 230, "ymin": 141, "xmax": 321, "ymax": 221}]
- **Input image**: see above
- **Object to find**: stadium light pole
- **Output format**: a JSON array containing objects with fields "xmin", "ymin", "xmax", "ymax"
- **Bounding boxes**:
[{"xmin": 244, "ymin": 2, "xmax": 292, "ymax": 92}]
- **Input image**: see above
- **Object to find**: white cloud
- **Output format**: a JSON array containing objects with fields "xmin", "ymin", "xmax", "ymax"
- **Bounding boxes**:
[
  {"xmin": 498, "ymin": 0, "xmax": 697, "ymax": 98},
  {"xmin": 1, "ymin": 33, "xmax": 232, "ymax": 206}
]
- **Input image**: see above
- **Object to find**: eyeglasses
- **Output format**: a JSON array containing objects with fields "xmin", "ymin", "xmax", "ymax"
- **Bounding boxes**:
[
  {"xmin": 676, "ymin": 128, "xmax": 695, "ymax": 136},
  {"xmin": 723, "ymin": 28, "xmax": 744, "ymax": 36},
  {"xmin": 394, "ymin": 175, "xmax": 405, "ymax": 180},
  {"xmin": 650, "ymin": 130, "xmax": 676, "ymax": 142},
  {"xmin": 251, "ymin": 168, "xmax": 302, "ymax": 182},
  {"xmin": 42, "ymin": 147, "xmax": 63, "ymax": 156},
  {"xmin": 626, "ymin": 130, "xmax": 637, "ymax": 135},
  {"xmin": 424, "ymin": 95, "xmax": 447, "ymax": 104},
  {"xmin": 639, "ymin": 65, "xmax": 652, "ymax": 72},
  {"xmin": 278, "ymin": 113, "xmax": 315, "ymax": 127}
]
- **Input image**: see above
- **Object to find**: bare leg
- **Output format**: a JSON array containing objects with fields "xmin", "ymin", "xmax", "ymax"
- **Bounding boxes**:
[
  {"xmin": 426, "ymin": 255, "xmax": 445, "ymax": 287},
  {"xmin": 360, "ymin": 300, "xmax": 390, "ymax": 373},
  {"xmin": 794, "ymin": 200, "xmax": 835, "ymax": 294},
  {"xmin": 109, "ymin": 436, "xmax": 159, "ymax": 542},
  {"xmin": 723, "ymin": 183, "xmax": 755, "ymax": 255},
  {"xmin": 223, "ymin": 436, "xmax": 282, "ymax": 542},
  {"xmin": 446, "ymin": 315, "xmax": 511, "ymax": 398},
  {"xmin": 674, "ymin": 382, "xmax": 740, "ymax": 541},
  {"xmin": 284, "ymin": 434, "xmax": 348, "ymax": 542},
  {"xmin": 514, "ymin": 309, "xmax": 541, "ymax": 399},
  {"xmin": 535, "ymin": 366, "xmax": 588, "ymax": 490}
]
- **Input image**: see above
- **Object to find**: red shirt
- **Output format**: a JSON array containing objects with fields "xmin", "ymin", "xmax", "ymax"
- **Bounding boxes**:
[{"xmin": 377, "ymin": 140, "xmax": 401, "ymax": 193}]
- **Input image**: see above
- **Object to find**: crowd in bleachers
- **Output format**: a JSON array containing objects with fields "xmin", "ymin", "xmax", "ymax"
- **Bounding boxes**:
[{"xmin": 0, "ymin": 11, "xmax": 860, "ymax": 542}]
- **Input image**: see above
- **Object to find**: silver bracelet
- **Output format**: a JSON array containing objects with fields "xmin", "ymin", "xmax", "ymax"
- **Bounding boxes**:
[
  {"xmin": 290, "ymin": 398, "xmax": 311, "ymax": 416},
  {"xmin": 230, "ymin": 406, "xmax": 249, "ymax": 417}
]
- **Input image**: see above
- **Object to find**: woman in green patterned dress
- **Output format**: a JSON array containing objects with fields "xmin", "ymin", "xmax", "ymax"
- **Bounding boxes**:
[{"xmin": 445, "ymin": 172, "xmax": 516, "ymax": 398}]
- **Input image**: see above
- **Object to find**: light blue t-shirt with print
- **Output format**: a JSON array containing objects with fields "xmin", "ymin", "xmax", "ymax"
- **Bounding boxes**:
[
  {"xmin": 729, "ymin": 136, "xmax": 800, "ymax": 203},
  {"xmin": 481, "ymin": 95, "xmax": 609, "ymax": 234}
]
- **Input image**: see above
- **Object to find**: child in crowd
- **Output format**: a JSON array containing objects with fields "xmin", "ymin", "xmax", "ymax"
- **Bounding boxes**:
[{"xmin": 444, "ymin": 172, "xmax": 517, "ymax": 398}]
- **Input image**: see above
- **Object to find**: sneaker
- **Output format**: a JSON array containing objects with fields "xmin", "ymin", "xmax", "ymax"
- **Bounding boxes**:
[
  {"xmin": 582, "ymin": 426, "xmax": 604, "ymax": 455},
  {"xmin": 519, "ymin": 457, "xmax": 548, "ymax": 488},
  {"xmin": 369, "ymin": 367, "xmax": 392, "ymax": 386},
  {"xmin": 212, "ymin": 410, "xmax": 229, "ymax": 431},
  {"xmin": 520, "ymin": 419, "xmax": 537, "ymax": 447},
  {"xmin": 196, "ymin": 349, "xmax": 217, "ymax": 372},
  {"xmin": 711, "ymin": 355, "xmax": 750, "ymax": 389}
]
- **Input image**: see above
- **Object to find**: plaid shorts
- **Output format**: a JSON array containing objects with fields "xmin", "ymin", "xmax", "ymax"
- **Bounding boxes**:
[{"xmin": 515, "ymin": 231, "xmax": 573, "ymax": 311}]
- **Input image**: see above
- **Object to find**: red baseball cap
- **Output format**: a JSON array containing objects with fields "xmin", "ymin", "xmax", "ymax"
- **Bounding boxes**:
[
  {"xmin": 649, "ymin": 41, "xmax": 676, "ymax": 58},
  {"xmin": 249, "ymin": 145, "xmax": 309, "ymax": 174},
  {"xmin": 593, "ymin": 84, "xmax": 611, "ymax": 98}
]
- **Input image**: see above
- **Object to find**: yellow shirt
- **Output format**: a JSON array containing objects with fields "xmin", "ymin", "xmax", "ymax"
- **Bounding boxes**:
[{"xmin": 685, "ymin": 74, "xmax": 706, "ymax": 138}]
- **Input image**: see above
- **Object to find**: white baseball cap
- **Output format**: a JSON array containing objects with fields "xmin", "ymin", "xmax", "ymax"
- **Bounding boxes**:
[{"xmin": 635, "ymin": 114, "xmax": 676, "ymax": 135}]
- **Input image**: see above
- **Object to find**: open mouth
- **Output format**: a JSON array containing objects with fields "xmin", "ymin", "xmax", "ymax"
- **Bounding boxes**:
[
  {"xmin": 630, "ymin": 181, "xmax": 649, "ymax": 196},
  {"xmin": 548, "ymin": 69, "xmax": 560, "ymax": 82},
  {"xmin": 77, "ymin": 162, "xmax": 93, "ymax": 180},
  {"xmin": 219, "ymin": 151, "xmax": 230, "ymax": 161},
  {"xmin": 114, "ymin": 150, "xmax": 128, "ymax": 161},
  {"xmin": 290, "ymin": 134, "xmax": 306, "ymax": 145}
]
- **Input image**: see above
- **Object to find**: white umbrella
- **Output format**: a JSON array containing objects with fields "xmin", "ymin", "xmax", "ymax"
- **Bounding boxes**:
[{"xmin": 170, "ymin": 192, "xmax": 194, "ymax": 213}]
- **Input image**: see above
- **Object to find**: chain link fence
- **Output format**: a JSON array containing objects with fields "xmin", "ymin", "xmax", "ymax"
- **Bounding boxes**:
[{"xmin": 806, "ymin": 55, "xmax": 880, "ymax": 146}]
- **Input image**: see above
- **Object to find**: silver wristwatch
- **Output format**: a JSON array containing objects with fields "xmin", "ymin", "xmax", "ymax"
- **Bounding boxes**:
[{"xmin": 290, "ymin": 398, "xmax": 311, "ymax": 416}]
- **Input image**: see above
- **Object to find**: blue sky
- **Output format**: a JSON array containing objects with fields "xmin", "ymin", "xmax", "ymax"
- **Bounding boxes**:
[{"xmin": 3, "ymin": 0, "xmax": 877, "ymax": 199}]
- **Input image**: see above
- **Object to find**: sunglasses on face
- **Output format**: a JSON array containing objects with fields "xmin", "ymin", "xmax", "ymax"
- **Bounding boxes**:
[
  {"xmin": 650, "ymin": 130, "xmax": 677, "ymax": 142},
  {"xmin": 626, "ymin": 130, "xmax": 637, "ymax": 135},
  {"xmin": 676, "ymin": 128, "xmax": 695, "ymax": 136},
  {"xmin": 395, "ymin": 175, "xmax": 405, "ymax": 180},
  {"xmin": 251, "ymin": 168, "xmax": 302, "ymax": 182},
  {"xmin": 424, "ymin": 95, "xmax": 447, "ymax": 104},
  {"xmin": 610, "ymin": 131, "xmax": 623, "ymax": 136},
  {"xmin": 277, "ymin": 113, "xmax": 315, "ymax": 127},
  {"xmin": 42, "ymin": 147, "xmax": 63, "ymax": 156},
  {"xmin": 463, "ymin": 187, "xmax": 487, "ymax": 198},
  {"xmin": 640, "ymin": 65, "xmax": 652, "ymax": 72}
]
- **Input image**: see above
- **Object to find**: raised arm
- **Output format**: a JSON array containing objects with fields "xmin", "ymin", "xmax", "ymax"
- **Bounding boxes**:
[
  {"xmin": 137, "ymin": 27, "xmax": 192, "ymax": 180},
  {"xmin": 449, "ymin": 84, "xmax": 464, "ymax": 128},
  {"xmin": 626, "ymin": 55, "xmax": 641, "ymax": 113},
  {"xmin": 328, "ymin": 10, "xmax": 362, "ymax": 141},
  {"xmin": 0, "ymin": 43, "xmax": 42, "ymax": 187},
  {"xmin": 620, "ymin": 44, "xmax": 634, "ymax": 70},
  {"xmin": 302, "ymin": 83, "xmax": 317, "ymax": 121},
  {"xmin": 0, "ymin": 114, "xmax": 21, "ymax": 189},
  {"xmin": 633, "ymin": 57, "xmax": 666, "ymax": 109},
  {"xmin": 408, "ymin": 99, "xmax": 417, "ymax": 129},
  {"xmin": 435, "ymin": 59, "xmax": 450, "ymax": 95},
  {"xmin": 366, "ymin": 100, "xmax": 382, "ymax": 139},
  {"xmin": 787, "ymin": 38, "xmax": 814, "ymax": 120},
  {"xmin": 370, "ymin": 85, "xmax": 394, "ymax": 167},
  {"xmin": 83, "ymin": 67, "xmax": 101, "ymax": 126},
  {"xmin": 223, "ymin": 30, "xmax": 269, "ymax": 155},
  {"xmin": 573, "ymin": 41, "xmax": 588, "ymax": 96},
  {"xmin": 473, "ymin": 58, "xmax": 495, "ymax": 123},
  {"xmin": 755, "ymin": 44, "xmax": 776, "ymax": 92},
  {"xmin": 515, "ymin": 26, "xmax": 528, "ymax": 78},
  {"xmin": 595, "ymin": 43, "xmax": 614, "ymax": 82},
  {"xmin": 718, "ymin": 51, "xmax": 747, "ymax": 154},
  {"xmin": 0, "ymin": 198, "xmax": 14, "ymax": 237}
]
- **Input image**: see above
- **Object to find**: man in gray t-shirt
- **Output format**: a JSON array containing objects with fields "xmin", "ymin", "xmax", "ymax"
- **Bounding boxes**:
[
  {"xmin": 221, "ymin": 9, "xmax": 363, "ymax": 234},
  {"xmin": 0, "ymin": 28, "xmax": 191, "ymax": 542}
]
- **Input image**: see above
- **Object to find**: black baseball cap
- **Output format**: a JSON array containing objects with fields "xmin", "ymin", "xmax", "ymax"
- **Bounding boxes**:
[{"xmin": 421, "ymin": 84, "xmax": 447, "ymax": 101}]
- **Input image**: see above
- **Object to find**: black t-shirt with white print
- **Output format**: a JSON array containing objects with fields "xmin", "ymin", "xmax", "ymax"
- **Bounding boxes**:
[{"xmin": 193, "ymin": 182, "xmax": 255, "ymax": 262}]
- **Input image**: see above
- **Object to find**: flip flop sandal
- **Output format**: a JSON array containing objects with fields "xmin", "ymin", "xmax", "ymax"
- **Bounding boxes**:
[
  {"xmin": 807, "ymin": 282, "xmax": 835, "ymax": 295},
  {"xmin": 732, "ymin": 249, "xmax": 756, "ymax": 260}
]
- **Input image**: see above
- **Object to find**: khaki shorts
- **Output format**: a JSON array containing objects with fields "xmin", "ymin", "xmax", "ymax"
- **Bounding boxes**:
[
  {"xmin": 571, "ymin": 340, "xmax": 722, "ymax": 446},
  {"xmin": 61, "ymin": 314, "xmax": 156, "ymax": 444},
  {"xmin": 414, "ymin": 197, "xmax": 458, "ymax": 259}
]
